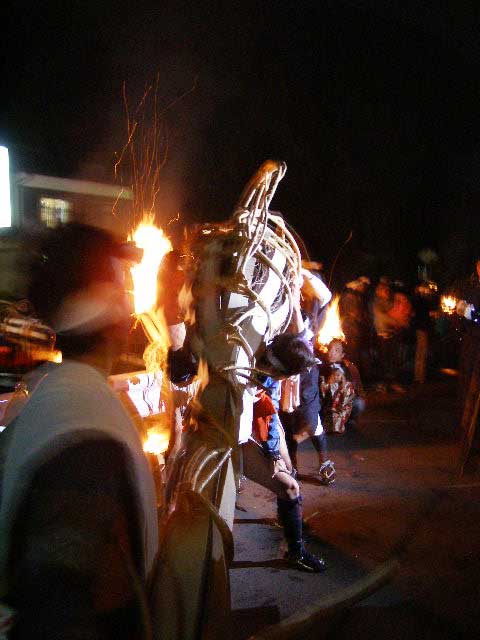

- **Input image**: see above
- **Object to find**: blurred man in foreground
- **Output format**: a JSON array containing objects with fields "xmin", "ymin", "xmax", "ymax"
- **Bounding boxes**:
[{"xmin": 0, "ymin": 223, "xmax": 158, "ymax": 638}]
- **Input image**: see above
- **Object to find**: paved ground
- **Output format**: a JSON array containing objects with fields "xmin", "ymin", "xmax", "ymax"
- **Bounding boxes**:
[{"xmin": 229, "ymin": 375, "xmax": 480, "ymax": 639}]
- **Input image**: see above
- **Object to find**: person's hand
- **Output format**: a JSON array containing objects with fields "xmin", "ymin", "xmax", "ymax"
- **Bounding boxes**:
[{"xmin": 272, "ymin": 457, "xmax": 289, "ymax": 477}]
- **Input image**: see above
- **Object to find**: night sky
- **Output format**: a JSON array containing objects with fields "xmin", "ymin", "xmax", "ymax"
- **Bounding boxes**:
[{"xmin": 3, "ymin": 1, "xmax": 480, "ymax": 286}]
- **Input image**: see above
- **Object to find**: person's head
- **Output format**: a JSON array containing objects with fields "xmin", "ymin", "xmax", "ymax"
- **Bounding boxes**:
[
  {"xmin": 28, "ymin": 223, "xmax": 133, "ymax": 363},
  {"xmin": 327, "ymin": 339, "xmax": 345, "ymax": 364},
  {"xmin": 345, "ymin": 278, "xmax": 368, "ymax": 293},
  {"xmin": 357, "ymin": 276, "xmax": 370, "ymax": 292},
  {"xmin": 261, "ymin": 333, "xmax": 320, "ymax": 377}
]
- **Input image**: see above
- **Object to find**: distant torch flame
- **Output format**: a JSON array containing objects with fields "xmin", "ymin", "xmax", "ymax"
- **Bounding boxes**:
[
  {"xmin": 316, "ymin": 295, "xmax": 345, "ymax": 351},
  {"xmin": 129, "ymin": 217, "xmax": 172, "ymax": 315},
  {"xmin": 440, "ymin": 295, "xmax": 457, "ymax": 315}
]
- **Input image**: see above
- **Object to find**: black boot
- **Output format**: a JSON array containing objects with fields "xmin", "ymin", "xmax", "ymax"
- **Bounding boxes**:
[{"xmin": 277, "ymin": 496, "xmax": 326, "ymax": 572}]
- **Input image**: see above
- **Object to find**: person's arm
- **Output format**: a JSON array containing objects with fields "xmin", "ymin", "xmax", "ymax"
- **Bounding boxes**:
[
  {"xmin": 260, "ymin": 412, "xmax": 281, "ymax": 459},
  {"xmin": 255, "ymin": 378, "xmax": 282, "ymax": 459},
  {"xmin": 288, "ymin": 275, "xmax": 305, "ymax": 334},
  {"xmin": 9, "ymin": 441, "xmax": 143, "ymax": 640},
  {"xmin": 301, "ymin": 268, "xmax": 332, "ymax": 308}
]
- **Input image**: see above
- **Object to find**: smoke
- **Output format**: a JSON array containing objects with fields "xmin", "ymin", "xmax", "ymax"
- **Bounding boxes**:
[{"xmin": 73, "ymin": 6, "xmax": 230, "ymax": 235}]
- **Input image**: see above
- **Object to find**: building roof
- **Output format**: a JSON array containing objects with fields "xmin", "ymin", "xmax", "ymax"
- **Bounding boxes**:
[{"xmin": 14, "ymin": 173, "xmax": 133, "ymax": 200}]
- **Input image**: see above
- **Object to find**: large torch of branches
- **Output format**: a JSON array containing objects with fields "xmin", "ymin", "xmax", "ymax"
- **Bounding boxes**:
[
  {"xmin": 112, "ymin": 75, "xmax": 198, "ymax": 460},
  {"xmin": 129, "ymin": 218, "xmax": 172, "ymax": 373},
  {"xmin": 113, "ymin": 73, "xmax": 196, "ymax": 370}
]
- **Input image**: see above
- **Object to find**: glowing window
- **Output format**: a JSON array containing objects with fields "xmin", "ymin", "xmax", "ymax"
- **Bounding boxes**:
[
  {"xmin": 0, "ymin": 146, "xmax": 12, "ymax": 228},
  {"xmin": 39, "ymin": 197, "xmax": 70, "ymax": 228}
]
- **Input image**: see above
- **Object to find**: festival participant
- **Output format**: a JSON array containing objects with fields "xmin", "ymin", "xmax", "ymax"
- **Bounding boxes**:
[
  {"xmin": 372, "ymin": 278, "xmax": 413, "ymax": 392},
  {"xmin": 456, "ymin": 257, "xmax": 480, "ymax": 404},
  {"xmin": 279, "ymin": 268, "xmax": 335, "ymax": 484},
  {"xmin": 0, "ymin": 223, "xmax": 159, "ymax": 638},
  {"xmin": 412, "ymin": 281, "xmax": 437, "ymax": 384},
  {"xmin": 319, "ymin": 339, "xmax": 365, "ymax": 435},
  {"xmin": 339, "ymin": 276, "xmax": 372, "ymax": 383},
  {"xmin": 243, "ymin": 328, "xmax": 326, "ymax": 571},
  {"xmin": 168, "ymin": 270, "xmax": 327, "ymax": 572}
]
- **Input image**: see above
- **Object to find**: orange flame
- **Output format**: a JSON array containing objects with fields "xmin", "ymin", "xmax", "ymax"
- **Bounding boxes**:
[
  {"xmin": 315, "ymin": 295, "xmax": 345, "ymax": 351},
  {"xmin": 129, "ymin": 215, "xmax": 173, "ymax": 373},
  {"xmin": 129, "ymin": 216, "xmax": 172, "ymax": 315},
  {"xmin": 440, "ymin": 295, "xmax": 457, "ymax": 315},
  {"xmin": 143, "ymin": 428, "xmax": 170, "ymax": 455}
]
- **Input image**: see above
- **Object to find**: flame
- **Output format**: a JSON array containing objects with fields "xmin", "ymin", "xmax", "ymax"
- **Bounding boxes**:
[
  {"xmin": 143, "ymin": 428, "xmax": 169, "ymax": 455},
  {"xmin": 440, "ymin": 295, "xmax": 457, "ymax": 315},
  {"xmin": 178, "ymin": 282, "xmax": 195, "ymax": 325},
  {"xmin": 129, "ymin": 215, "xmax": 173, "ymax": 373},
  {"xmin": 129, "ymin": 216, "xmax": 172, "ymax": 315},
  {"xmin": 34, "ymin": 348, "xmax": 62, "ymax": 363},
  {"xmin": 316, "ymin": 295, "xmax": 345, "ymax": 350},
  {"xmin": 197, "ymin": 357, "xmax": 210, "ymax": 392}
]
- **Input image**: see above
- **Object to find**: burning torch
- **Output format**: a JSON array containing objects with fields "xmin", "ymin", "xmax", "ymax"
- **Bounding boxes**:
[
  {"xmin": 315, "ymin": 295, "xmax": 345, "ymax": 353},
  {"xmin": 129, "ymin": 217, "xmax": 173, "ymax": 462}
]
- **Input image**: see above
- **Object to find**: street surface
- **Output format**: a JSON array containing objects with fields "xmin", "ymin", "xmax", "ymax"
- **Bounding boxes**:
[{"xmin": 230, "ymin": 376, "xmax": 480, "ymax": 639}]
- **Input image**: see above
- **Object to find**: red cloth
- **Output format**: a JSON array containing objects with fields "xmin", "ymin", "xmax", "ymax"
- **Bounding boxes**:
[{"xmin": 252, "ymin": 390, "xmax": 276, "ymax": 442}]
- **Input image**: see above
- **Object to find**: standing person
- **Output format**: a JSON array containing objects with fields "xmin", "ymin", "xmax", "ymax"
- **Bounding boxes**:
[
  {"xmin": 339, "ymin": 277, "xmax": 372, "ymax": 383},
  {"xmin": 387, "ymin": 287, "xmax": 414, "ymax": 391},
  {"xmin": 371, "ymin": 277, "xmax": 394, "ymax": 391},
  {"xmin": 457, "ymin": 257, "xmax": 480, "ymax": 405},
  {"xmin": 0, "ymin": 224, "xmax": 159, "ymax": 639},
  {"xmin": 412, "ymin": 281, "xmax": 437, "ymax": 384},
  {"xmin": 280, "ymin": 268, "xmax": 335, "ymax": 484},
  {"xmin": 453, "ymin": 257, "xmax": 480, "ymax": 471}
]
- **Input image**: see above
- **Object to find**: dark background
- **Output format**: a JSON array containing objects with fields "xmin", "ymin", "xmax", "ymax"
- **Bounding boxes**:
[{"xmin": 3, "ymin": 1, "xmax": 480, "ymax": 287}]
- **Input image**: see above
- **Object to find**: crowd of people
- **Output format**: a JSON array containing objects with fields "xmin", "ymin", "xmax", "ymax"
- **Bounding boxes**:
[{"xmin": 338, "ymin": 274, "xmax": 440, "ymax": 393}]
